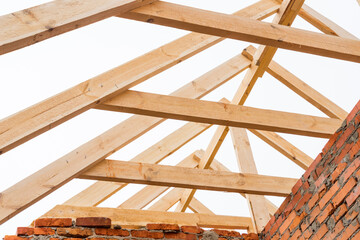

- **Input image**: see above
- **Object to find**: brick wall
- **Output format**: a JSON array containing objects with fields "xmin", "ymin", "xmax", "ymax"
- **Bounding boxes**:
[
  {"xmin": 261, "ymin": 100, "xmax": 360, "ymax": 239},
  {"xmin": 4, "ymin": 217, "xmax": 259, "ymax": 240}
]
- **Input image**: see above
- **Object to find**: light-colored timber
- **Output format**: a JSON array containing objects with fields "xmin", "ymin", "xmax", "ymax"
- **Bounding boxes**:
[
  {"xmin": 96, "ymin": 90, "xmax": 342, "ymax": 138},
  {"xmin": 121, "ymin": 1, "xmax": 360, "ymax": 63},
  {"xmin": 42, "ymin": 205, "xmax": 254, "ymax": 231}
]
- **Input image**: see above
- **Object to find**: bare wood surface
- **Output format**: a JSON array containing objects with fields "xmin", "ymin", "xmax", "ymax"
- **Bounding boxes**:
[
  {"xmin": 65, "ymin": 122, "xmax": 210, "ymax": 206},
  {"xmin": 43, "ymin": 205, "xmax": 253, "ymax": 230},
  {"xmin": 249, "ymin": 129, "xmax": 313, "ymax": 169},
  {"xmin": 0, "ymin": 0, "xmax": 158, "ymax": 55},
  {"xmin": 193, "ymin": 151, "xmax": 279, "ymax": 215},
  {"xmin": 122, "ymin": 1, "xmax": 360, "ymax": 62},
  {"xmin": 230, "ymin": 128, "xmax": 270, "ymax": 233},
  {"xmin": 79, "ymin": 159, "xmax": 298, "ymax": 197},
  {"xmin": 97, "ymin": 90, "xmax": 342, "ymax": 138},
  {"xmin": 0, "ymin": 0, "xmax": 276, "ymax": 155},
  {"xmin": 0, "ymin": 48, "xmax": 250, "ymax": 225}
]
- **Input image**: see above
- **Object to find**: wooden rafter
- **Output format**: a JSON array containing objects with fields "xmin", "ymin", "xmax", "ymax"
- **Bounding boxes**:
[
  {"xmin": 0, "ymin": 0, "xmax": 358, "ymax": 233},
  {"xmin": 0, "ymin": 0, "xmax": 276, "ymax": 156},
  {"xmin": 0, "ymin": 50, "xmax": 248, "ymax": 224},
  {"xmin": 79, "ymin": 159, "xmax": 298, "ymax": 197},
  {"xmin": 0, "ymin": 0, "xmax": 158, "ymax": 55},
  {"xmin": 96, "ymin": 90, "xmax": 341, "ymax": 138},
  {"xmin": 230, "ymin": 128, "xmax": 270, "ymax": 233},
  {"xmin": 121, "ymin": 1, "xmax": 360, "ymax": 63}
]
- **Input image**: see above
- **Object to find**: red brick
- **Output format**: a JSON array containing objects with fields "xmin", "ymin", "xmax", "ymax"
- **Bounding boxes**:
[
  {"xmin": 16, "ymin": 227, "xmax": 34, "ymax": 236},
  {"xmin": 349, "ymin": 143, "xmax": 360, "ymax": 159},
  {"xmin": 295, "ymin": 192, "xmax": 313, "ymax": 211},
  {"xmin": 212, "ymin": 229, "xmax": 240, "ymax": 237},
  {"xmin": 86, "ymin": 238, "xmax": 107, "ymax": 240},
  {"xmin": 279, "ymin": 211, "xmax": 296, "ymax": 234},
  {"xmin": 302, "ymin": 229, "xmax": 312, "ymax": 239},
  {"xmin": 146, "ymin": 223, "xmax": 180, "ymax": 231},
  {"xmin": 331, "ymin": 162, "xmax": 348, "ymax": 183},
  {"xmin": 338, "ymin": 220, "xmax": 358, "ymax": 240},
  {"xmin": 292, "ymin": 178, "xmax": 303, "ymax": 195},
  {"xmin": 76, "ymin": 217, "xmax": 111, "ymax": 228},
  {"xmin": 148, "ymin": 232, "xmax": 165, "ymax": 239},
  {"xmin": 289, "ymin": 211, "xmax": 306, "ymax": 232},
  {"xmin": 289, "ymin": 229, "xmax": 301, "ymax": 240},
  {"xmin": 57, "ymin": 228, "xmax": 93, "ymax": 237},
  {"xmin": 308, "ymin": 205, "xmax": 321, "ymax": 223},
  {"xmin": 313, "ymin": 223, "xmax": 328, "ymax": 240},
  {"xmin": 34, "ymin": 218, "xmax": 73, "ymax": 227},
  {"xmin": 164, "ymin": 232, "xmax": 196, "ymax": 240},
  {"xmin": 63, "ymin": 238, "xmax": 83, "ymax": 240},
  {"xmin": 4, "ymin": 236, "xmax": 28, "ymax": 240},
  {"xmin": 279, "ymin": 229, "xmax": 290, "ymax": 240},
  {"xmin": 346, "ymin": 183, "xmax": 360, "ymax": 207},
  {"xmin": 95, "ymin": 228, "xmax": 129, "ymax": 236},
  {"xmin": 317, "ymin": 203, "xmax": 334, "ymax": 224},
  {"xmin": 333, "ymin": 204, "xmax": 348, "ymax": 222},
  {"xmin": 244, "ymin": 233, "xmax": 259, "ymax": 240},
  {"xmin": 34, "ymin": 228, "xmax": 55, "ymax": 235},
  {"xmin": 318, "ymin": 182, "xmax": 340, "ymax": 209},
  {"xmin": 131, "ymin": 230, "xmax": 149, "ymax": 238},
  {"xmin": 332, "ymin": 177, "xmax": 357, "ymax": 207},
  {"xmin": 351, "ymin": 229, "xmax": 360, "ymax": 240},
  {"xmin": 307, "ymin": 194, "xmax": 319, "ymax": 210},
  {"xmin": 340, "ymin": 159, "xmax": 360, "ymax": 182},
  {"xmin": 323, "ymin": 220, "xmax": 344, "ymax": 239},
  {"xmin": 180, "ymin": 226, "xmax": 203, "ymax": 234}
]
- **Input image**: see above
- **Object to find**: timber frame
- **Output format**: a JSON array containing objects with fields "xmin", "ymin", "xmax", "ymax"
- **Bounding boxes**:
[{"xmin": 0, "ymin": 0, "xmax": 359, "ymax": 234}]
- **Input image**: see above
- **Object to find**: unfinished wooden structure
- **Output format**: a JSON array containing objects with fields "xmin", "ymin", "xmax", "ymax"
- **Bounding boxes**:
[{"xmin": 0, "ymin": 0, "xmax": 359, "ymax": 234}]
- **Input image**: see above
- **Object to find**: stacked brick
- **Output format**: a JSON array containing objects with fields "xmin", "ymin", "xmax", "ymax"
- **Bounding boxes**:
[
  {"xmin": 4, "ymin": 217, "xmax": 259, "ymax": 240},
  {"xmin": 261, "ymin": 100, "xmax": 360, "ymax": 240}
]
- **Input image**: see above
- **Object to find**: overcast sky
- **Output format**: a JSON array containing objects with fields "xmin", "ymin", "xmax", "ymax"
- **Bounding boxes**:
[{"xmin": 0, "ymin": 0, "xmax": 359, "ymax": 237}]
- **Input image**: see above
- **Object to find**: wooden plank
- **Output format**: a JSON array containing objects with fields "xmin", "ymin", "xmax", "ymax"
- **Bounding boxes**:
[
  {"xmin": 232, "ymin": 0, "xmax": 304, "ymax": 105},
  {"xmin": 97, "ymin": 90, "xmax": 342, "ymax": 138},
  {"xmin": 121, "ymin": 1, "xmax": 360, "ymax": 63},
  {"xmin": 118, "ymin": 153, "xmax": 199, "ymax": 209},
  {"xmin": 230, "ymin": 128, "xmax": 270, "ymax": 233},
  {"xmin": 175, "ymin": 125, "xmax": 229, "ymax": 212},
  {"xmin": 0, "ymin": 0, "xmax": 158, "ymax": 55},
  {"xmin": 242, "ymin": 45, "xmax": 348, "ymax": 120},
  {"xmin": 175, "ymin": 0, "xmax": 305, "ymax": 210},
  {"xmin": 193, "ymin": 151, "xmax": 279, "ymax": 215},
  {"xmin": 299, "ymin": 4, "xmax": 358, "ymax": 40},
  {"xmin": 0, "ymin": 0, "xmax": 276, "ymax": 155},
  {"xmin": 148, "ymin": 188, "xmax": 184, "ymax": 211},
  {"xmin": 189, "ymin": 198, "xmax": 215, "ymax": 215},
  {"xmin": 249, "ymin": 129, "xmax": 313, "ymax": 170},
  {"xmin": 43, "ymin": 205, "xmax": 253, "ymax": 230},
  {"xmin": 66, "ymin": 122, "xmax": 210, "ymax": 206},
  {"xmin": 79, "ymin": 159, "xmax": 298, "ymax": 197},
  {"xmin": 0, "ymin": 49, "xmax": 251, "ymax": 225}
]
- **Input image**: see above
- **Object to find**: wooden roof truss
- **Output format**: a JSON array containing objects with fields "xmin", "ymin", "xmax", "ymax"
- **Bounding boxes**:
[{"xmin": 0, "ymin": 0, "xmax": 359, "ymax": 233}]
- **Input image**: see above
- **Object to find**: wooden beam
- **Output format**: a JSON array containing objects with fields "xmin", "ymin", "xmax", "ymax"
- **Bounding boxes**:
[
  {"xmin": 147, "ymin": 188, "xmax": 184, "ymax": 211},
  {"xmin": 121, "ymin": 1, "xmax": 360, "ymax": 63},
  {"xmin": 175, "ymin": 125, "xmax": 229, "ymax": 212},
  {"xmin": 97, "ymin": 90, "xmax": 342, "ymax": 138},
  {"xmin": 0, "ymin": 49, "xmax": 250, "ymax": 225},
  {"xmin": 249, "ymin": 129, "xmax": 313, "ymax": 169},
  {"xmin": 299, "ymin": 4, "xmax": 358, "ymax": 40},
  {"xmin": 43, "ymin": 205, "xmax": 253, "ymax": 230},
  {"xmin": 66, "ymin": 122, "xmax": 210, "ymax": 206},
  {"xmin": 193, "ymin": 151, "xmax": 279, "ymax": 216},
  {"xmin": 118, "ymin": 153, "xmax": 199, "ymax": 209},
  {"xmin": 242, "ymin": 45, "xmax": 348, "ymax": 120},
  {"xmin": 79, "ymin": 159, "xmax": 298, "ymax": 197},
  {"xmin": 174, "ymin": 0, "xmax": 305, "ymax": 210},
  {"xmin": 0, "ymin": 0, "xmax": 158, "ymax": 55},
  {"xmin": 188, "ymin": 198, "xmax": 215, "ymax": 215},
  {"xmin": 0, "ymin": 0, "xmax": 276, "ymax": 155},
  {"xmin": 230, "ymin": 128, "xmax": 270, "ymax": 233}
]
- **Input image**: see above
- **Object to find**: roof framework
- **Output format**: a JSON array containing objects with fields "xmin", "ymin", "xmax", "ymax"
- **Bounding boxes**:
[{"xmin": 0, "ymin": 0, "xmax": 359, "ymax": 234}]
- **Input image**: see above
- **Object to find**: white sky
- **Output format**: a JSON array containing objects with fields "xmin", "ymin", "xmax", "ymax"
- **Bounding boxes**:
[{"xmin": 0, "ymin": 0, "xmax": 359, "ymax": 237}]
